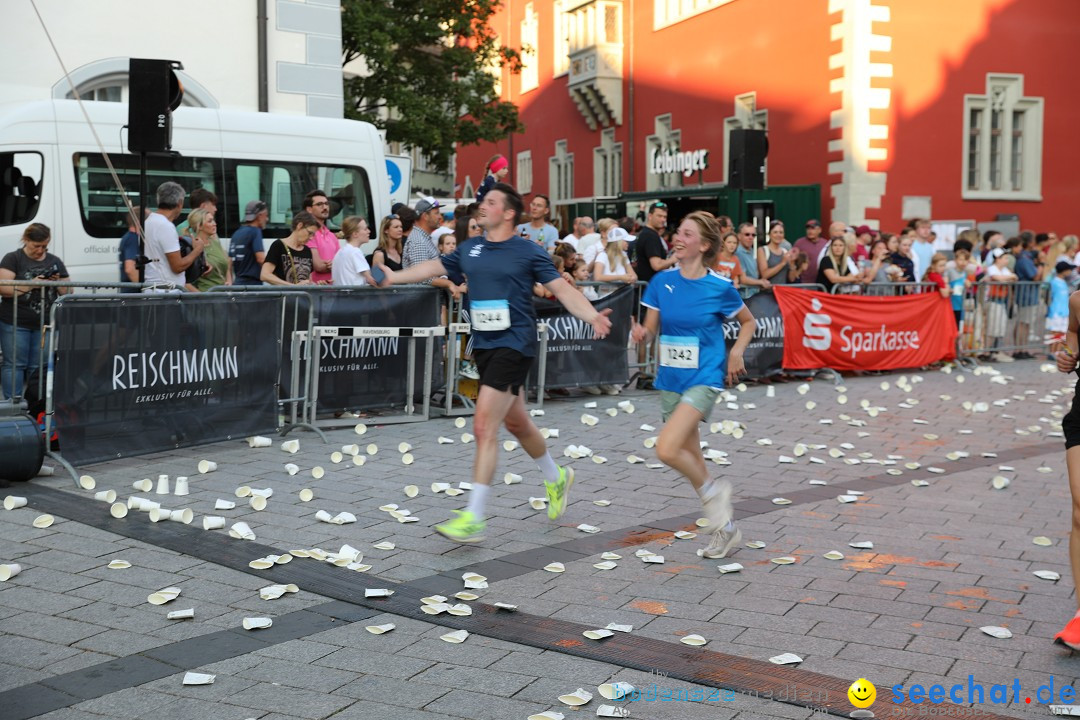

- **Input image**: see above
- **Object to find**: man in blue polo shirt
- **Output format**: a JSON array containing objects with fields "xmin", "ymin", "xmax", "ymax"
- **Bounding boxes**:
[{"xmin": 379, "ymin": 183, "xmax": 613, "ymax": 543}]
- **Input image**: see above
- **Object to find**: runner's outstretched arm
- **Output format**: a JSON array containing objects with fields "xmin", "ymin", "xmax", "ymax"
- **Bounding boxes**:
[
  {"xmin": 379, "ymin": 258, "xmax": 447, "ymax": 287},
  {"xmin": 544, "ymin": 277, "xmax": 613, "ymax": 339}
]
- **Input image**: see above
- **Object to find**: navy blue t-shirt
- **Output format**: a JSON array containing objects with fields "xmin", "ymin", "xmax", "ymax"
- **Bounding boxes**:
[
  {"xmin": 229, "ymin": 225, "xmax": 266, "ymax": 285},
  {"xmin": 440, "ymin": 235, "xmax": 560, "ymax": 356},
  {"xmin": 118, "ymin": 231, "xmax": 140, "ymax": 292}
]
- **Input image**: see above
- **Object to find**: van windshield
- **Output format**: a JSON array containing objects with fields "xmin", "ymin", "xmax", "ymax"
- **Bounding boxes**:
[
  {"xmin": 0, "ymin": 152, "xmax": 44, "ymax": 227},
  {"xmin": 73, "ymin": 153, "xmax": 373, "ymax": 239}
]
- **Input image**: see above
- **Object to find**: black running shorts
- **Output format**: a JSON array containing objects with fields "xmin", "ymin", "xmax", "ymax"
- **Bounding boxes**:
[{"xmin": 474, "ymin": 347, "xmax": 533, "ymax": 395}]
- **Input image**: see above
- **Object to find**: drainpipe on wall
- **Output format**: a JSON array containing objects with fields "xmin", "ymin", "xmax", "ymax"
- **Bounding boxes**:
[
  {"xmin": 257, "ymin": 0, "xmax": 269, "ymax": 112},
  {"xmin": 627, "ymin": 0, "xmax": 635, "ymax": 192}
]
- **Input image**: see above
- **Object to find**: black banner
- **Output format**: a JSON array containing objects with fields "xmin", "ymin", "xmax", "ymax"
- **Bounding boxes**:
[
  {"xmin": 723, "ymin": 290, "xmax": 784, "ymax": 379},
  {"xmin": 308, "ymin": 287, "xmax": 443, "ymax": 413},
  {"xmin": 529, "ymin": 285, "xmax": 633, "ymax": 389},
  {"xmin": 52, "ymin": 294, "xmax": 282, "ymax": 466}
]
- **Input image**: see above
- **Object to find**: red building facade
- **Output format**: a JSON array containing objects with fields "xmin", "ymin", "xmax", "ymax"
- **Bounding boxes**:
[{"xmin": 456, "ymin": 0, "xmax": 1078, "ymax": 234}]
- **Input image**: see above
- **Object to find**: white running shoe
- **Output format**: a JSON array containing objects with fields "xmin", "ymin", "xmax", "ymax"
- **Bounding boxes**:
[
  {"xmin": 701, "ymin": 479, "xmax": 733, "ymax": 530},
  {"xmin": 702, "ymin": 525, "xmax": 742, "ymax": 559}
]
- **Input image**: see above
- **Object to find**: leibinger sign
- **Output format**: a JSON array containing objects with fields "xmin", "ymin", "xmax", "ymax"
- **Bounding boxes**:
[{"xmin": 649, "ymin": 147, "xmax": 709, "ymax": 177}]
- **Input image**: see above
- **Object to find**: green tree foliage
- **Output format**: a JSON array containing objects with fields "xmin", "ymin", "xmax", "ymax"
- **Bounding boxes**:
[{"xmin": 342, "ymin": 0, "xmax": 523, "ymax": 170}]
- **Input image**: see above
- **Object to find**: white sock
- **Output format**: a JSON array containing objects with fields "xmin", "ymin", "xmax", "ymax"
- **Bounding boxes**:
[
  {"xmin": 723, "ymin": 520, "xmax": 735, "ymax": 532},
  {"xmin": 699, "ymin": 480, "xmax": 718, "ymax": 499},
  {"xmin": 535, "ymin": 452, "xmax": 561, "ymax": 483},
  {"xmin": 466, "ymin": 483, "xmax": 490, "ymax": 518}
]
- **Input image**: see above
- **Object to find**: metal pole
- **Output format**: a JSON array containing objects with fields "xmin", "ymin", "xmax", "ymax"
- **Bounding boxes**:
[{"xmin": 405, "ymin": 337, "xmax": 416, "ymax": 415}]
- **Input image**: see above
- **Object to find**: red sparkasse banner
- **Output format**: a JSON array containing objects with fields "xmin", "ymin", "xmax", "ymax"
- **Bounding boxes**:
[{"xmin": 774, "ymin": 287, "xmax": 958, "ymax": 371}]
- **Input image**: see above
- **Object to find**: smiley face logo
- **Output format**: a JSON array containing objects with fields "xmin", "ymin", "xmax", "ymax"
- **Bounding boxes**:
[{"xmin": 848, "ymin": 678, "xmax": 876, "ymax": 708}]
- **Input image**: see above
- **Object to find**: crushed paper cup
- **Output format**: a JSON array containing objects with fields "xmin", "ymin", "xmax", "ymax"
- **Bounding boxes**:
[
  {"xmin": 281, "ymin": 439, "xmax": 300, "ymax": 453},
  {"xmin": 577, "ymin": 524, "xmax": 600, "ymax": 534},
  {"xmin": 717, "ymin": 563, "xmax": 743, "ymax": 574},
  {"xmin": 132, "ymin": 479, "xmax": 153, "ymax": 492},
  {"xmin": 147, "ymin": 587, "xmax": 182, "ymax": 605},
  {"xmin": 911, "ymin": 480, "xmax": 930, "ymax": 488},
  {"xmin": 771, "ymin": 498, "xmax": 791, "ymax": 505},
  {"xmin": 440, "ymin": 629, "xmax": 469, "ymax": 643},
  {"xmin": 446, "ymin": 488, "xmax": 464, "ymax": 496},
  {"xmin": 247, "ymin": 436, "xmax": 272, "ymax": 448},
  {"xmin": 107, "ymin": 559, "xmax": 131, "ymax": 569},
  {"xmin": 447, "ymin": 603, "xmax": 473, "ymax": 616},
  {"xmin": 373, "ymin": 541, "xmax": 395, "ymax": 550},
  {"xmin": 680, "ymin": 634, "xmax": 707, "ymax": 646},
  {"xmin": 601, "ymin": 552, "xmax": 621, "ymax": 560},
  {"xmin": 229, "ymin": 522, "xmax": 256, "ymax": 540},
  {"xmin": 674, "ymin": 531, "xmax": 697, "ymax": 540},
  {"xmin": 243, "ymin": 617, "xmax": 273, "ymax": 630},
  {"xmin": 528, "ymin": 713, "xmax": 564, "ymax": 720},
  {"xmin": 770, "ymin": 653, "xmax": 803, "ymax": 665},
  {"xmin": 462, "ymin": 572, "xmax": 487, "ymax": 583},
  {"xmin": 1034, "ymin": 570, "xmax": 1061, "ymax": 581},
  {"xmin": 544, "ymin": 562, "xmax": 565, "ymax": 573},
  {"xmin": 529, "ymin": 497, "xmax": 548, "ymax": 511},
  {"xmin": 365, "ymin": 588, "xmax": 394, "ymax": 598},
  {"xmin": 421, "ymin": 594, "xmax": 448, "ymax": 605},
  {"xmin": 593, "ymin": 499, "xmax": 612, "ymax": 506},
  {"xmin": 33, "ymin": 514, "xmax": 55, "ymax": 529},
  {"xmin": 331, "ymin": 512, "xmax": 356, "ymax": 524},
  {"xmin": 599, "ymin": 682, "xmax": 636, "ymax": 701},
  {"xmin": 581, "ymin": 414, "xmax": 599, "ymax": 426},
  {"xmin": 528, "ymin": 409, "xmax": 545, "ymax": 417},
  {"xmin": 981, "ymin": 626, "xmax": 1013, "ymax": 639},
  {"xmin": 494, "ymin": 602, "xmax": 517, "ymax": 611},
  {"xmin": 596, "ymin": 705, "xmax": 631, "ymax": 718},
  {"xmin": 3, "ymin": 495, "xmax": 28, "ymax": 510},
  {"xmin": 593, "ymin": 561, "xmax": 618, "ymax": 570},
  {"xmin": 771, "ymin": 556, "xmax": 796, "ymax": 565},
  {"xmin": 823, "ymin": 551, "xmax": 845, "ymax": 560},
  {"xmin": 694, "ymin": 518, "xmax": 709, "ymax": 528},
  {"xmin": 837, "ymin": 495, "xmax": 858, "ymax": 503},
  {"xmin": 109, "ymin": 502, "xmax": 128, "ymax": 518},
  {"xmin": 437, "ymin": 436, "xmax": 455, "ymax": 444},
  {"xmin": 605, "ymin": 408, "xmax": 618, "ymax": 417},
  {"xmin": 643, "ymin": 555, "xmax": 665, "ymax": 564},
  {"xmin": 809, "ymin": 480, "xmax": 827, "ymax": 486},
  {"xmin": 583, "ymin": 629, "xmax": 614, "ymax": 640},
  {"xmin": 182, "ymin": 672, "xmax": 215, "ymax": 685},
  {"xmin": 0, "ymin": 563, "xmax": 22, "ymax": 581},
  {"xmin": 455, "ymin": 591, "xmax": 480, "ymax": 601},
  {"xmin": 849, "ymin": 541, "xmax": 873, "ymax": 549},
  {"xmin": 559, "ymin": 688, "xmax": 594, "ymax": 706},
  {"xmin": 167, "ymin": 608, "xmax": 195, "ymax": 620},
  {"xmin": 431, "ymin": 482, "xmax": 451, "ymax": 493},
  {"xmin": 78, "ymin": 474, "xmax": 96, "ymax": 490},
  {"xmin": 1034, "ymin": 536, "xmax": 1053, "ymax": 546},
  {"xmin": 366, "ymin": 623, "xmax": 395, "ymax": 634},
  {"xmin": 284, "ymin": 463, "xmax": 300, "ymax": 476}
]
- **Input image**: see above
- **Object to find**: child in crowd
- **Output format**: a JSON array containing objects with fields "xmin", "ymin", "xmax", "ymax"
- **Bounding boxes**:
[
  {"xmin": 571, "ymin": 261, "xmax": 599, "ymax": 300},
  {"xmin": 945, "ymin": 249, "xmax": 972, "ymax": 329},
  {"xmin": 923, "ymin": 253, "xmax": 949, "ymax": 298},
  {"xmin": 1048, "ymin": 259, "xmax": 1074, "ymax": 334},
  {"xmin": 475, "ymin": 155, "xmax": 509, "ymax": 203},
  {"xmin": 984, "ymin": 247, "xmax": 1017, "ymax": 363}
]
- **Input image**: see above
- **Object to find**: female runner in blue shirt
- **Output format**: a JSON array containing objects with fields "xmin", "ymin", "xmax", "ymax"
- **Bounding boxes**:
[{"xmin": 632, "ymin": 211, "xmax": 757, "ymax": 559}]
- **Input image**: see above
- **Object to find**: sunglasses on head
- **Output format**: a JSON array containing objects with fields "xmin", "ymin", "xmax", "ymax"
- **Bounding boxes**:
[{"xmin": 385, "ymin": 214, "xmax": 399, "ymax": 220}]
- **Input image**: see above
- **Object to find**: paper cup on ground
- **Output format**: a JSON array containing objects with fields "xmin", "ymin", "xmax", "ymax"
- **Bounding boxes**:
[
  {"xmin": 168, "ymin": 508, "xmax": 194, "ymax": 524},
  {"xmin": 182, "ymin": 672, "xmax": 214, "ymax": 685},
  {"xmin": 250, "ymin": 496, "xmax": 267, "ymax": 511},
  {"xmin": 284, "ymin": 463, "xmax": 300, "ymax": 476},
  {"xmin": 149, "ymin": 507, "xmax": 172, "ymax": 523},
  {"xmin": 229, "ymin": 521, "xmax": 255, "ymax": 540},
  {"xmin": 281, "ymin": 439, "xmax": 300, "ymax": 453},
  {"xmin": 234, "ymin": 485, "xmax": 252, "ymax": 498},
  {"xmin": 559, "ymin": 688, "xmax": 593, "ymax": 706},
  {"xmin": 197, "ymin": 460, "xmax": 217, "ymax": 474},
  {"xmin": 203, "ymin": 516, "xmax": 226, "ymax": 530},
  {"xmin": 155, "ymin": 475, "xmax": 170, "ymax": 495},
  {"xmin": 147, "ymin": 587, "xmax": 182, "ymax": 605},
  {"xmin": 37, "ymin": 466, "xmax": 54, "ymax": 476},
  {"xmin": 78, "ymin": 475, "xmax": 96, "ymax": 490},
  {"xmin": 167, "ymin": 608, "xmax": 195, "ymax": 620},
  {"xmin": 173, "ymin": 477, "xmax": 189, "ymax": 496},
  {"xmin": 3, "ymin": 495, "xmax": 27, "ymax": 510},
  {"xmin": 330, "ymin": 451, "xmax": 344, "ymax": 464},
  {"xmin": 0, "ymin": 563, "xmax": 22, "ymax": 581},
  {"xmin": 32, "ymin": 514, "xmax": 54, "ymax": 528},
  {"xmin": 247, "ymin": 435, "xmax": 272, "ymax": 448},
  {"xmin": 110, "ymin": 502, "xmax": 128, "ymax": 518},
  {"xmin": 93, "ymin": 489, "xmax": 117, "ymax": 503},
  {"xmin": 107, "ymin": 559, "xmax": 131, "ymax": 569},
  {"xmin": 342, "ymin": 444, "xmax": 360, "ymax": 456},
  {"xmin": 299, "ymin": 488, "xmax": 314, "ymax": 502},
  {"xmin": 599, "ymin": 682, "xmax": 636, "ymax": 700},
  {"xmin": 243, "ymin": 617, "xmax": 273, "ymax": 630},
  {"xmin": 132, "ymin": 479, "xmax": 153, "ymax": 492},
  {"xmin": 311, "ymin": 466, "xmax": 325, "ymax": 479},
  {"xmin": 214, "ymin": 499, "xmax": 235, "ymax": 510}
]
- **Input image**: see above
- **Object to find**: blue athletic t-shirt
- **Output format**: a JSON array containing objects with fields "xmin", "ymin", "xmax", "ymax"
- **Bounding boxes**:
[
  {"xmin": 440, "ymin": 235, "xmax": 560, "ymax": 357},
  {"xmin": 641, "ymin": 267, "xmax": 746, "ymax": 393},
  {"xmin": 229, "ymin": 225, "xmax": 266, "ymax": 285}
]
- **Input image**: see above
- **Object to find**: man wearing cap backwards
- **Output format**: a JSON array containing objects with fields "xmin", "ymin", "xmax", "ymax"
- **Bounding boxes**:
[
  {"xmin": 793, "ymin": 219, "xmax": 828, "ymax": 284},
  {"xmin": 229, "ymin": 200, "xmax": 269, "ymax": 286},
  {"xmin": 379, "ymin": 183, "xmax": 613, "ymax": 543},
  {"xmin": 403, "ymin": 196, "xmax": 465, "ymax": 298}
]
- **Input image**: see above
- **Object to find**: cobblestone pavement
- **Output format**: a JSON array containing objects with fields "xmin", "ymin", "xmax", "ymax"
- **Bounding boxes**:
[{"xmin": 2, "ymin": 359, "xmax": 1078, "ymax": 720}]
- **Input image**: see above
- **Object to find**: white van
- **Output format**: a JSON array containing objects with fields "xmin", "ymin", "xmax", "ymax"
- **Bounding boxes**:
[{"xmin": 0, "ymin": 99, "xmax": 390, "ymax": 283}]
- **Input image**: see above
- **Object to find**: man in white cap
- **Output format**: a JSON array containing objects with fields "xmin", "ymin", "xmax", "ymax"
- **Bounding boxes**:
[{"xmin": 403, "ymin": 196, "xmax": 465, "ymax": 298}]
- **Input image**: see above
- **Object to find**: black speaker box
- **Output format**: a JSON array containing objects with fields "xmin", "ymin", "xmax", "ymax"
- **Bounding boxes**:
[
  {"xmin": 728, "ymin": 129, "xmax": 769, "ymax": 190},
  {"xmin": 127, "ymin": 59, "xmax": 184, "ymax": 154}
]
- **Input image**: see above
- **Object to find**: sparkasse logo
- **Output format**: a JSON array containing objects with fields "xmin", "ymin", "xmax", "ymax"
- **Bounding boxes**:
[{"xmin": 803, "ymin": 297, "xmax": 832, "ymax": 350}]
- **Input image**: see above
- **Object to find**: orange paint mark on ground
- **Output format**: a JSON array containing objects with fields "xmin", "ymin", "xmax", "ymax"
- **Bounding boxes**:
[
  {"xmin": 944, "ymin": 599, "xmax": 980, "ymax": 611},
  {"xmin": 944, "ymin": 587, "xmax": 1017, "ymax": 605},
  {"xmin": 880, "ymin": 579, "xmax": 907, "ymax": 588},
  {"xmin": 616, "ymin": 530, "xmax": 676, "ymax": 548},
  {"xmin": 1004, "ymin": 609, "xmax": 1022, "ymax": 618},
  {"xmin": 800, "ymin": 597, "xmax": 817, "ymax": 603},
  {"xmin": 931, "ymin": 535, "xmax": 963, "ymax": 541},
  {"xmin": 661, "ymin": 565, "xmax": 699, "ymax": 574},
  {"xmin": 911, "ymin": 622, "xmax": 923, "ymax": 628},
  {"xmin": 628, "ymin": 600, "xmax": 669, "ymax": 615},
  {"xmin": 844, "ymin": 553, "xmax": 958, "ymax": 572},
  {"xmin": 801, "ymin": 510, "xmax": 832, "ymax": 519},
  {"xmin": 554, "ymin": 638, "xmax": 584, "ymax": 648}
]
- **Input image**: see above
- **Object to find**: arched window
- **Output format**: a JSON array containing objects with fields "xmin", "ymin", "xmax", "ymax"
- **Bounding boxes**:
[{"xmin": 52, "ymin": 58, "xmax": 218, "ymax": 108}]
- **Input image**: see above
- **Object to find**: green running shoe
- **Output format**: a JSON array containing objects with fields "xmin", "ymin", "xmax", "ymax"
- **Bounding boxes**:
[
  {"xmin": 544, "ymin": 465, "xmax": 575, "ymax": 520},
  {"xmin": 435, "ymin": 510, "xmax": 486, "ymax": 543}
]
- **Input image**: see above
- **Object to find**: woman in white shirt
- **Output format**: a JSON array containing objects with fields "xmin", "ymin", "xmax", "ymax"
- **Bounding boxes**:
[
  {"xmin": 593, "ymin": 226, "xmax": 637, "ymax": 298},
  {"xmin": 332, "ymin": 216, "xmax": 376, "ymax": 286}
]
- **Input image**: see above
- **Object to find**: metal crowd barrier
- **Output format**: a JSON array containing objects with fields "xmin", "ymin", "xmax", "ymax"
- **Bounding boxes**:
[
  {"xmin": 0, "ymin": 280, "xmax": 150, "ymax": 408},
  {"xmin": 957, "ymin": 280, "xmax": 1049, "ymax": 361},
  {"xmin": 739, "ymin": 282, "xmax": 825, "ymax": 299},
  {"xmin": 831, "ymin": 281, "xmax": 939, "ymax": 295}
]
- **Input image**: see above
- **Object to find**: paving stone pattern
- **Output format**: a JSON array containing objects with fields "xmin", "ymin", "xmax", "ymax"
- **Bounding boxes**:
[{"xmin": 1, "ymin": 360, "xmax": 1077, "ymax": 719}]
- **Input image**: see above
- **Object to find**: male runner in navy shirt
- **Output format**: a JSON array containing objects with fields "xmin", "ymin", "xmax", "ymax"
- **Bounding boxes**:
[{"xmin": 379, "ymin": 183, "xmax": 613, "ymax": 542}]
